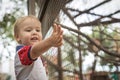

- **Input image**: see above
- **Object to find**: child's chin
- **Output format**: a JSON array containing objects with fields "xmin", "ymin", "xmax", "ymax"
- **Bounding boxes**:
[{"xmin": 31, "ymin": 42, "xmax": 38, "ymax": 45}]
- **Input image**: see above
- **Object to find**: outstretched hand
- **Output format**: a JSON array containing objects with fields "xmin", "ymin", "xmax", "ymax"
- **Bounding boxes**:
[{"xmin": 50, "ymin": 23, "xmax": 63, "ymax": 47}]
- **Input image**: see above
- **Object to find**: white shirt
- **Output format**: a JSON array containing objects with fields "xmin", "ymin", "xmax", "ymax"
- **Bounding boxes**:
[{"xmin": 14, "ymin": 46, "xmax": 48, "ymax": 80}]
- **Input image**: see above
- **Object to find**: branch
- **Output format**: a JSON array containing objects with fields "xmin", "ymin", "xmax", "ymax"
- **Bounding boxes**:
[
  {"xmin": 97, "ymin": 55, "xmax": 120, "ymax": 66},
  {"xmin": 74, "ymin": 0, "xmax": 111, "ymax": 18},
  {"xmin": 77, "ymin": 18, "xmax": 120, "ymax": 27},
  {"xmin": 63, "ymin": 35, "xmax": 79, "ymax": 50},
  {"xmin": 55, "ymin": 22, "xmax": 120, "ymax": 58}
]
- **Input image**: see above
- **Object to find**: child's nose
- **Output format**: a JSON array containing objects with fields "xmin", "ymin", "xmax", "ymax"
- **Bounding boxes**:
[{"xmin": 32, "ymin": 30, "xmax": 37, "ymax": 35}]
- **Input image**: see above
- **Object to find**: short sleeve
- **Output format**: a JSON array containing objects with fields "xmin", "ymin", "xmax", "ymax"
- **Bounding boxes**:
[{"xmin": 17, "ymin": 46, "xmax": 36, "ymax": 65}]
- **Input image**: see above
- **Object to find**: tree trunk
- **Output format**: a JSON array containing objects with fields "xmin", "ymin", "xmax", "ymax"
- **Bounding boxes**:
[
  {"xmin": 57, "ymin": 47, "xmax": 63, "ymax": 80},
  {"xmin": 77, "ymin": 34, "xmax": 83, "ymax": 80},
  {"xmin": 91, "ymin": 52, "xmax": 98, "ymax": 80}
]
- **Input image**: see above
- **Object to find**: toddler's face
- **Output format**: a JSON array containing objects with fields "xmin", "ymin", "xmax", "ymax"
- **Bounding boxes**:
[{"xmin": 16, "ymin": 18, "xmax": 42, "ymax": 45}]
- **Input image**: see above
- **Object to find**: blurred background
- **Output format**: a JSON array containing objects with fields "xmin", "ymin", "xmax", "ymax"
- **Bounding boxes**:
[{"xmin": 0, "ymin": 0, "xmax": 120, "ymax": 80}]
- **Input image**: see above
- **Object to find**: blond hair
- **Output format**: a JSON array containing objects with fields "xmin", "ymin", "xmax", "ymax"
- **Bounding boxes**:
[{"xmin": 13, "ymin": 15, "xmax": 40, "ymax": 43}]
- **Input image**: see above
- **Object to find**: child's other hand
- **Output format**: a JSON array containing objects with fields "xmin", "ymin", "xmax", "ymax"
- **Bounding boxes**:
[{"xmin": 49, "ymin": 23, "xmax": 63, "ymax": 47}]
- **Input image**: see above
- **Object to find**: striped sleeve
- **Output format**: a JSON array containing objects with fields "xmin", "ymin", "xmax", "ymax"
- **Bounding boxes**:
[{"xmin": 17, "ymin": 46, "xmax": 37, "ymax": 65}]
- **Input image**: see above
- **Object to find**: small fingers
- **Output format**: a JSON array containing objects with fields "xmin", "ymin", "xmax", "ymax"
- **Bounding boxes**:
[
  {"xmin": 56, "ymin": 25, "xmax": 63, "ymax": 36},
  {"xmin": 53, "ymin": 24, "xmax": 57, "ymax": 32},
  {"xmin": 56, "ymin": 41, "xmax": 63, "ymax": 47},
  {"xmin": 56, "ymin": 24, "xmax": 61, "ymax": 34},
  {"xmin": 53, "ymin": 24, "xmax": 63, "ymax": 34},
  {"xmin": 55, "ymin": 35, "xmax": 63, "ymax": 47},
  {"xmin": 52, "ymin": 23, "xmax": 63, "ymax": 47}
]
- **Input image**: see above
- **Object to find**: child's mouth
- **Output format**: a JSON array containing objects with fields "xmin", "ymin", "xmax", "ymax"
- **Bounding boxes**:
[{"xmin": 31, "ymin": 37, "xmax": 38, "ymax": 42}]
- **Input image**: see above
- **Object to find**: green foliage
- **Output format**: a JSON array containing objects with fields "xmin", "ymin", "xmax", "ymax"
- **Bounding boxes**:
[
  {"xmin": 62, "ymin": 34, "xmax": 79, "ymax": 70},
  {"xmin": 0, "ymin": 0, "xmax": 26, "ymax": 62},
  {"xmin": 0, "ymin": 0, "xmax": 27, "ymax": 39},
  {"xmin": 0, "ymin": 13, "xmax": 16, "ymax": 39},
  {"xmin": 91, "ymin": 24, "xmax": 120, "ymax": 71}
]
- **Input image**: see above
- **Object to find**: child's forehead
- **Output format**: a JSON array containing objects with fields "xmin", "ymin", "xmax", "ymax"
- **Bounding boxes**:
[
  {"xmin": 20, "ymin": 18, "xmax": 41, "ymax": 26},
  {"xmin": 17, "ymin": 18, "xmax": 41, "ymax": 31},
  {"xmin": 24, "ymin": 18, "xmax": 40, "ymax": 23}
]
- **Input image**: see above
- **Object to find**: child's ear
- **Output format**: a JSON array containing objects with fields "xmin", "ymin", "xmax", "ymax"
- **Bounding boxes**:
[{"xmin": 15, "ymin": 34, "xmax": 21, "ymax": 43}]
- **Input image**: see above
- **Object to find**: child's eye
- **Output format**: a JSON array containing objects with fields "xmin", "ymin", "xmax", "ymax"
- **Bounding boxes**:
[
  {"xmin": 36, "ymin": 29, "xmax": 40, "ymax": 32},
  {"xmin": 25, "ymin": 29, "xmax": 31, "ymax": 32}
]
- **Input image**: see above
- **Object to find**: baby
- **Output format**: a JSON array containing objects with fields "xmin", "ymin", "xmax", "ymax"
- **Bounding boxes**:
[{"xmin": 13, "ymin": 15, "xmax": 63, "ymax": 80}]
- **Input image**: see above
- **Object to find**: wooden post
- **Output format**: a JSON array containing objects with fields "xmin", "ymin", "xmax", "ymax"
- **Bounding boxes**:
[
  {"xmin": 27, "ymin": 0, "xmax": 35, "ymax": 15},
  {"xmin": 58, "ymin": 47, "xmax": 63, "ymax": 80}
]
